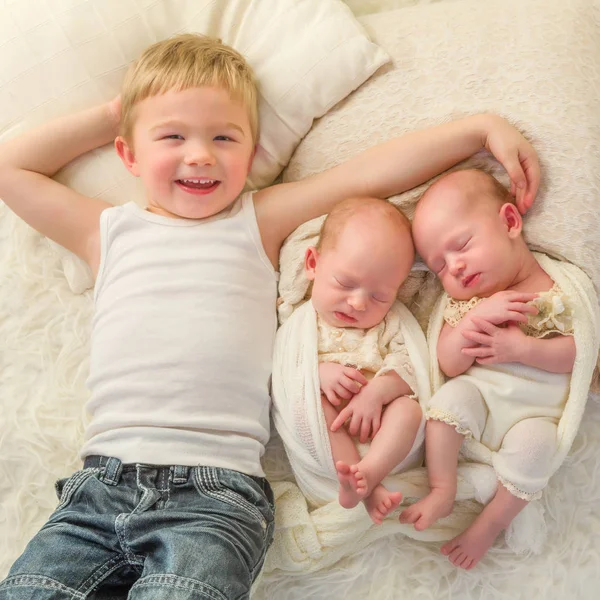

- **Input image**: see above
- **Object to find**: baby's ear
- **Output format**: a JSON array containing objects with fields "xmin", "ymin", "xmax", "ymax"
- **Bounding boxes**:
[
  {"xmin": 304, "ymin": 246, "xmax": 319, "ymax": 280},
  {"xmin": 500, "ymin": 202, "xmax": 523, "ymax": 238}
]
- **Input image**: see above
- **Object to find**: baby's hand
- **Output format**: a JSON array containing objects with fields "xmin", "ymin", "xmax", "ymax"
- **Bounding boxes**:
[
  {"xmin": 331, "ymin": 384, "xmax": 386, "ymax": 443},
  {"xmin": 467, "ymin": 291, "xmax": 538, "ymax": 329},
  {"xmin": 319, "ymin": 362, "xmax": 368, "ymax": 406},
  {"xmin": 461, "ymin": 319, "xmax": 527, "ymax": 364}
]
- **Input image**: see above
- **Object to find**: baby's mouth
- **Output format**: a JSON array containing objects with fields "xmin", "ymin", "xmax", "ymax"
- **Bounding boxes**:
[{"xmin": 463, "ymin": 273, "xmax": 480, "ymax": 287}]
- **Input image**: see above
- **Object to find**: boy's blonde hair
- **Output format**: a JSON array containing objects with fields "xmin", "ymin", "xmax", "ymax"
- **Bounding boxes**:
[{"xmin": 120, "ymin": 34, "xmax": 259, "ymax": 144}]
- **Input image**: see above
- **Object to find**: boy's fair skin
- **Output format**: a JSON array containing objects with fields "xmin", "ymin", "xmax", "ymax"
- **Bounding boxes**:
[
  {"xmin": 0, "ymin": 33, "xmax": 542, "ymax": 594},
  {"xmin": 400, "ymin": 169, "xmax": 576, "ymax": 570},
  {"xmin": 304, "ymin": 198, "xmax": 422, "ymax": 523}
]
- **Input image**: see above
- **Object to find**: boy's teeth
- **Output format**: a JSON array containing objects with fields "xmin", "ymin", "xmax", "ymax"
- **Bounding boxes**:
[{"xmin": 179, "ymin": 178, "xmax": 218, "ymax": 189}]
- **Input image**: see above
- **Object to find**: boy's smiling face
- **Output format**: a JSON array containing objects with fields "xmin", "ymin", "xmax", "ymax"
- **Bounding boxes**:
[{"xmin": 116, "ymin": 86, "xmax": 255, "ymax": 219}]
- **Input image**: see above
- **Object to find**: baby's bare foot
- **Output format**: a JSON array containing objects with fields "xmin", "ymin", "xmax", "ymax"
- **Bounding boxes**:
[
  {"xmin": 364, "ymin": 485, "xmax": 403, "ymax": 524},
  {"xmin": 336, "ymin": 461, "xmax": 367, "ymax": 509},
  {"xmin": 399, "ymin": 487, "xmax": 455, "ymax": 531},
  {"xmin": 441, "ymin": 516, "xmax": 503, "ymax": 570}
]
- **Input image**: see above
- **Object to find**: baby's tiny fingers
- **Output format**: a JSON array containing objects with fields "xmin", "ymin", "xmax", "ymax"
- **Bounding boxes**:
[{"xmin": 345, "ymin": 367, "xmax": 368, "ymax": 386}]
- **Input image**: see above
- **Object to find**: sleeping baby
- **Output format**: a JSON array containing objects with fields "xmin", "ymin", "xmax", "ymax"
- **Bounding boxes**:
[
  {"xmin": 401, "ymin": 169, "xmax": 577, "ymax": 568},
  {"xmin": 273, "ymin": 196, "xmax": 426, "ymax": 523}
]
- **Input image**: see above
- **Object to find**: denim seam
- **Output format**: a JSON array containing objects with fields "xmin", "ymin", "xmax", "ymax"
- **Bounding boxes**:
[
  {"xmin": 114, "ymin": 513, "xmax": 142, "ymax": 565},
  {"xmin": 203, "ymin": 469, "xmax": 266, "ymax": 527},
  {"xmin": 0, "ymin": 575, "xmax": 86, "ymax": 599},
  {"xmin": 77, "ymin": 554, "xmax": 135, "ymax": 596},
  {"xmin": 131, "ymin": 574, "xmax": 229, "ymax": 600},
  {"xmin": 56, "ymin": 468, "xmax": 101, "ymax": 511}
]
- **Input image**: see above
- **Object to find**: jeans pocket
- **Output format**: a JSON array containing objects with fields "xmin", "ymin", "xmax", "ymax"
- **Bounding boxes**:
[
  {"xmin": 193, "ymin": 469, "xmax": 274, "ymax": 531},
  {"xmin": 54, "ymin": 468, "xmax": 100, "ymax": 511}
]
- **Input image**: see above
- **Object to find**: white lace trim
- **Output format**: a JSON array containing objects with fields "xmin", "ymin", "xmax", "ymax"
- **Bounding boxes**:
[{"xmin": 425, "ymin": 408, "xmax": 472, "ymax": 438}]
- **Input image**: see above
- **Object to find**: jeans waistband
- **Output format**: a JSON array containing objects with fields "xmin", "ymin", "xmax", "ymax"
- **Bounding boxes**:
[{"xmin": 83, "ymin": 455, "xmax": 191, "ymax": 486}]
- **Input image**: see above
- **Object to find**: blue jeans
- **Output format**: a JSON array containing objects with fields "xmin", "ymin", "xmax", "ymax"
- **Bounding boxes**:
[{"xmin": 0, "ymin": 456, "xmax": 275, "ymax": 600}]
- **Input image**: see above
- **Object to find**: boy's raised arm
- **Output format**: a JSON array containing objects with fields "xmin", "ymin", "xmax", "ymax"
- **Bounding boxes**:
[
  {"xmin": 255, "ymin": 114, "xmax": 539, "ymax": 260},
  {"xmin": 0, "ymin": 100, "xmax": 120, "ymax": 272}
]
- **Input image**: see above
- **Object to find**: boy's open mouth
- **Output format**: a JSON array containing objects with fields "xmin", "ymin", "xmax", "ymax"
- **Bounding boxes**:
[{"xmin": 176, "ymin": 178, "xmax": 220, "ymax": 193}]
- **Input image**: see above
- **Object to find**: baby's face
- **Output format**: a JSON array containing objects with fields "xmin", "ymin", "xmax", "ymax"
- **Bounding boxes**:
[
  {"xmin": 306, "ymin": 219, "xmax": 413, "ymax": 329},
  {"xmin": 413, "ymin": 192, "xmax": 518, "ymax": 300}
]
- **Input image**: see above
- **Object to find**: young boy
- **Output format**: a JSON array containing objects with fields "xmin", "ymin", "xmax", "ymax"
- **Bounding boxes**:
[
  {"xmin": 401, "ymin": 169, "xmax": 576, "ymax": 570},
  {"xmin": 0, "ymin": 33, "xmax": 539, "ymax": 598},
  {"xmin": 301, "ymin": 197, "xmax": 423, "ymax": 524}
]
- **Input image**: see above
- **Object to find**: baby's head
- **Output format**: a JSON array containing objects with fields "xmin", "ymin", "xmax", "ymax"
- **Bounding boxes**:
[
  {"xmin": 412, "ymin": 169, "xmax": 528, "ymax": 300},
  {"xmin": 115, "ymin": 34, "xmax": 258, "ymax": 219},
  {"xmin": 305, "ymin": 197, "xmax": 414, "ymax": 329}
]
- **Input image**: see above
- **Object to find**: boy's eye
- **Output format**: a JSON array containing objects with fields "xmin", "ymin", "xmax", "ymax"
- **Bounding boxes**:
[
  {"xmin": 372, "ymin": 295, "xmax": 389, "ymax": 303},
  {"xmin": 214, "ymin": 135, "xmax": 233, "ymax": 142},
  {"xmin": 163, "ymin": 134, "xmax": 184, "ymax": 140},
  {"xmin": 459, "ymin": 238, "xmax": 471, "ymax": 250},
  {"xmin": 436, "ymin": 263, "xmax": 446, "ymax": 274}
]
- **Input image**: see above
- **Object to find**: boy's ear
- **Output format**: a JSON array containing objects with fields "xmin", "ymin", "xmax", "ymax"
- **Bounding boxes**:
[
  {"xmin": 500, "ymin": 202, "xmax": 523, "ymax": 238},
  {"xmin": 304, "ymin": 246, "xmax": 319, "ymax": 280},
  {"xmin": 115, "ymin": 136, "xmax": 140, "ymax": 177}
]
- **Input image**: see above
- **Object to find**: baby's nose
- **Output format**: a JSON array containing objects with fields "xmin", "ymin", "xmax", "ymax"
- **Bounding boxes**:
[
  {"xmin": 449, "ymin": 259, "xmax": 466, "ymax": 276},
  {"xmin": 347, "ymin": 294, "xmax": 367, "ymax": 311}
]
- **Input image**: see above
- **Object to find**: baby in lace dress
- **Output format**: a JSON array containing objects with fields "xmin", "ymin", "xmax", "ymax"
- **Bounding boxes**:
[
  {"xmin": 401, "ymin": 169, "xmax": 575, "ymax": 569},
  {"xmin": 305, "ymin": 196, "xmax": 425, "ymax": 523}
]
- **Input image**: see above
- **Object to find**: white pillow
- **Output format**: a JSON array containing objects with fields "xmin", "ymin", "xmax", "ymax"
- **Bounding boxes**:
[
  {"xmin": 283, "ymin": 0, "xmax": 600, "ymax": 294},
  {"xmin": 0, "ymin": 0, "xmax": 388, "ymax": 196}
]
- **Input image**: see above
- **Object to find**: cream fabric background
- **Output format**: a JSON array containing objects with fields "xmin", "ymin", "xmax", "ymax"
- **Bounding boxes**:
[{"xmin": 1, "ymin": 1, "xmax": 599, "ymax": 599}]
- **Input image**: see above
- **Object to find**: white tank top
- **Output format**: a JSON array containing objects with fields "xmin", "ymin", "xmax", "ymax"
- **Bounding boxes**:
[{"xmin": 81, "ymin": 193, "xmax": 278, "ymax": 476}]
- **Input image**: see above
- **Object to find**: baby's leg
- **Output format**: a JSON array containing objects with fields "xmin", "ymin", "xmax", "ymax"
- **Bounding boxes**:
[
  {"xmin": 441, "ymin": 483, "xmax": 527, "ymax": 570},
  {"xmin": 321, "ymin": 395, "xmax": 367, "ymax": 509},
  {"xmin": 400, "ymin": 379, "xmax": 487, "ymax": 531},
  {"xmin": 441, "ymin": 417, "xmax": 557, "ymax": 569},
  {"xmin": 353, "ymin": 396, "xmax": 422, "ymax": 522}
]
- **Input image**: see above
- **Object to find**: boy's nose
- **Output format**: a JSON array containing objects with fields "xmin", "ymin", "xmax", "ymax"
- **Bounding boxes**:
[{"xmin": 184, "ymin": 145, "xmax": 216, "ymax": 166}]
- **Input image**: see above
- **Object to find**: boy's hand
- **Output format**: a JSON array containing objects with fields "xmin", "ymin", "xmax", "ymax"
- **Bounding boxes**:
[
  {"xmin": 319, "ymin": 362, "xmax": 368, "ymax": 406},
  {"xmin": 461, "ymin": 319, "xmax": 527, "ymax": 365},
  {"xmin": 467, "ymin": 291, "xmax": 538, "ymax": 328},
  {"xmin": 483, "ymin": 115, "xmax": 540, "ymax": 214},
  {"xmin": 330, "ymin": 381, "xmax": 387, "ymax": 443}
]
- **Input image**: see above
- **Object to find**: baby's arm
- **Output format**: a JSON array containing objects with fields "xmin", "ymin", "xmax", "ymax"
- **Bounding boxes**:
[
  {"xmin": 255, "ymin": 114, "xmax": 539, "ymax": 263},
  {"xmin": 519, "ymin": 335, "xmax": 575, "ymax": 373},
  {"xmin": 437, "ymin": 321, "xmax": 478, "ymax": 378},
  {"xmin": 0, "ymin": 99, "xmax": 119, "ymax": 272},
  {"xmin": 438, "ymin": 291, "xmax": 539, "ymax": 377},
  {"xmin": 330, "ymin": 371, "xmax": 413, "ymax": 443},
  {"xmin": 462, "ymin": 319, "xmax": 576, "ymax": 373}
]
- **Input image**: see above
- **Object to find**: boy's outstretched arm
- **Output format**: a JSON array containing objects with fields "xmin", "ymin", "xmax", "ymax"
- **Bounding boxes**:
[
  {"xmin": 255, "ymin": 114, "xmax": 539, "ymax": 266},
  {"xmin": 0, "ymin": 100, "xmax": 119, "ymax": 273}
]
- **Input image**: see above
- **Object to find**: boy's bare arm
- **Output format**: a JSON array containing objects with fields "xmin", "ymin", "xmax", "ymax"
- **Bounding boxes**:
[
  {"xmin": 0, "ymin": 101, "xmax": 119, "ymax": 272},
  {"xmin": 254, "ymin": 114, "xmax": 539, "ymax": 263}
]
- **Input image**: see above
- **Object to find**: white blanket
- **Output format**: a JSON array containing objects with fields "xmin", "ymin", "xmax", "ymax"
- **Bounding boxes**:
[{"xmin": 271, "ymin": 299, "xmax": 430, "ymax": 507}]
